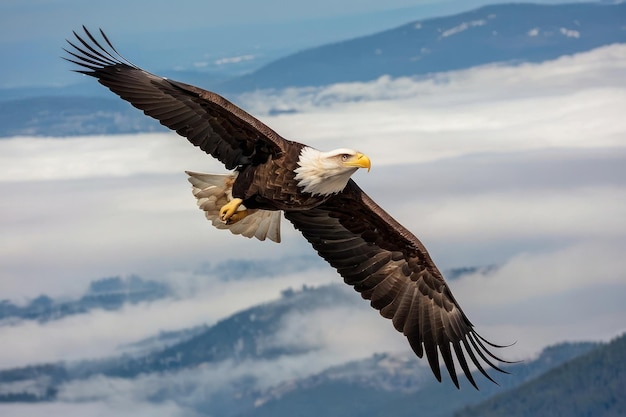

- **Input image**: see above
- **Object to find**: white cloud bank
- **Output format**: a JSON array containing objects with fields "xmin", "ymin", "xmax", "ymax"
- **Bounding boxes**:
[
  {"xmin": 0, "ymin": 44, "xmax": 625, "ymax": 381},
  {"xmin": 453, "ymin": 241, "xmax": 626, "ymax": 359},
  {"xmin": 0, "ymin": 267, "xmax": 339, "ymax": 369}
]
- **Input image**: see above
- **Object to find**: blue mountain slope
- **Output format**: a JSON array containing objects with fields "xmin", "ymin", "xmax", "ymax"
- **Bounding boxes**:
[
  {"xmin": 0, "ymin": 96, "xmax": 167, "ymax": 137},
  {"xmin": 455, "ymin": 333, "xmax": 626, "ymax": 417},
  {"xmin": 103, "ymin": 285, "xmax": 362, "ymax": 377},
  {"xmin": 1, "ymin": 3, "xmax": 624, "ymax": 138},
  {"xmin": 242, "ymin": 341, "xmax": 600, "ymax": 417},
  {"xmin": 0, "ymin": 281, "xmax": 611, "ymax": 417},
  {"xmin": 218, "ymin": 2, "xmax": 626, "ymax": 91},
  {"xmin": 0, "ymin": 276, "xmax": 171, "ymax": 324},
  {"xmin": 0, "ymin": 256, "xmax": 326, "ymax": 324},
  {"xmin": 0, "ymin": 285, "xmax": 364, "ymax": 409}
]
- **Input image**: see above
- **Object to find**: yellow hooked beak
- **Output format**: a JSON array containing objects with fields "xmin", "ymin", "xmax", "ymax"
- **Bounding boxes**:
[{"xmin": 344, "ymin": 152, "xmax": 371, "ymax": 172}]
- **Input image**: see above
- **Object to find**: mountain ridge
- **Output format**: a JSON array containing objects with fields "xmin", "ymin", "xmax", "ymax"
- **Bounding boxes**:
[
  {"xmin": 0, "ymin": 275, "xmax": 170, "ymax": 324},
  {"xmin": 217, "ymin": 2, "xmax": 626, "ymax": 92},
  {"xmin": 245, "ymin": 341, "xmax": 601, "ymax": 417},
  {"xmin": 454, "ymin": 332, "xmax": 626, "ymax": 417},
  {"xmin": 1, "ymin": 3, "xmax": 625, "ymax": 138},
  {"xmin": 0, "ymin": 282, "xmax": 612, "ymax": 417}
]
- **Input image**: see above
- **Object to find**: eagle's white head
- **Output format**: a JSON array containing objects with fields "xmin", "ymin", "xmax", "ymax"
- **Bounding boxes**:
[{"xmin": 294, "ymin": 147, "xmax": 371, "ymax": 196}]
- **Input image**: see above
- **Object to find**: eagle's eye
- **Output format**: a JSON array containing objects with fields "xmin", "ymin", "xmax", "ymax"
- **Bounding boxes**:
[{"xmin": 341, "ymin": 154, "xmax": 349, "ymax": 161}]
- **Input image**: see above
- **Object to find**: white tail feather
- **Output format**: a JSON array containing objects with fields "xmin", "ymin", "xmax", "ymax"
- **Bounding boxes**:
[{"xmin": 185, "ymin": 171, "xmax": 281, "ymax": 243}]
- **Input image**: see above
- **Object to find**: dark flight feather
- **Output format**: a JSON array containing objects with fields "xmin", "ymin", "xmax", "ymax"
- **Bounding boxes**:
[
  {"xmin": 284, "ymin": 181, "xmax": 512, "ymax": 388},
  {"xmin": 64, "ymin": 26, "xmax": 286, "ymax": 170}
]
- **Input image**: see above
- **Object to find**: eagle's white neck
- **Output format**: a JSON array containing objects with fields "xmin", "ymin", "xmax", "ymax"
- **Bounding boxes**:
[{"xmin": 294, "ymin": 147, "xmax": 358, "ymax": 196}]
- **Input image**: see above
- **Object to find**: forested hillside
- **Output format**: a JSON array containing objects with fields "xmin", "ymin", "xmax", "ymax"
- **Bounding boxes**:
[{"xmin": 455, "ymin": 333, "xmax": 626, "ymax": 417}]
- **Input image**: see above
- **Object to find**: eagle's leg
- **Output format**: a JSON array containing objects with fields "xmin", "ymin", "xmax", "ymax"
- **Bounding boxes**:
[{"xmin": 219, "ymin": 198, "xmax": 248, "ymax": 224}]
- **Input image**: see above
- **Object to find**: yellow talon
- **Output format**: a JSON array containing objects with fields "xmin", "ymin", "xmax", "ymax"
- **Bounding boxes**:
[
  {"xmin": 226, "ymin": 210, "xmax": 249, "ymax": 224},
  {"xmin": 220, "ymin": 198, "xmax": 244, "ymax": 223}
]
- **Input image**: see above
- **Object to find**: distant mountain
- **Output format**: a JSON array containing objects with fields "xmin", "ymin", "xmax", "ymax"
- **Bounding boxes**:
[
  {"xmin": 0, "ymin": 255, "xmax": 330, "ymax": 324},
  {"xmin": 0, "ymin": 275, "xmax": 171, "ymax": 324},
  {"xmin": 0, "ymin": 281, "xmax": 608, "ymax": 417},
  {"xmin": 246, "ymin": 341, "xmax": 599, "ymax": 417},
  {"xmin": 0, "ymin": 96, "xmax": 166, "ymax": 137},
  {"xmin": 99, "ymin": 284, "xmax": 362, "ymax": 378},
  {"xmin": 194, "ymin": 253, "xmax": 327, "ymax": 282},
  {"xmin": 218, "ymin": 2, "xmax": 626, "ymax": 92},
  {"xmin": 0, "ymin": 285, "xmax": 363, "ymax": 408},
  {"xmin": 1, "ymin": 2, "xmax": 624, "ymax": 138},
  {"xmin": 0, "ymin": 259, "xmax": 481, "ymax": 325},
  {"xmin": 454, "ymin": 332, "xmax": 626, "ymax": 417}
]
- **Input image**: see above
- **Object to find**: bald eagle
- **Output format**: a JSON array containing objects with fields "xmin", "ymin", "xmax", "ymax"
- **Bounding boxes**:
[{"xmin": 64, "ymin": 27, "xmax": 509, "ymax": 389}]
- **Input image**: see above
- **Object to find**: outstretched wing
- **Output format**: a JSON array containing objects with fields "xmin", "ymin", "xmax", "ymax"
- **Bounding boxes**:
[
  {"xmin": 63, "ymin": 27, "xmax": 286, "ymax": 170},
  {"xmin": 284, "ymin": 180, "xmax": 509, "ymax": 389}
]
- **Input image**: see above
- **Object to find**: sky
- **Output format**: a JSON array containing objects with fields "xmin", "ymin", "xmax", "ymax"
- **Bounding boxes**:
[
  {"xmin": 0, "ymin": 0, "xmax": 576, "ymax": 42},
  {"xmin": 0, "ymin": 1, "xmax": 625, "ymax": 415},
  {"xmin": 0, "ymin": 0, "xmax": 577, "ymax": 88}
]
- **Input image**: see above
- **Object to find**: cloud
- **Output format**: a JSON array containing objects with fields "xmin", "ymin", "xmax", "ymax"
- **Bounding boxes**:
[
  {"xmin": 456, "ymin": 242, "xmax": 626, "ymax": 307},
  {"xmin": 48, "ymin": 298, "xmax": 413, "ymax": 415},
  {"xmin": 397, "ymin": 185, "xmax": 626, "ymax": 242},
  {"xmin": 239, "ymin": 43, "xmax": 626, "ymax": 111},
  {"xmin": 0, "ymin": 134, "xmax": 220, "ymax": 182},
  {"xmin": 448, "ymin": 241, "xmax": 626, "ymax": 359},
  {"xmin": 0, "ymin": 286, "xmax": 414, "ymax": 415},
  {"xmin": 0, "ymin": 267, "xmax": 339, "ymax": 368},
  {"xmin": 559, "ymin": 27, "xmax": 580, "ymax": 38},
  {"xmin": 0, "ymin": 44, "xmax": 625, "ymax": 373},
  {"xmin": 0, "ymin": 168, "xmax": 316, "ymax": 299},
  {"xmin": 233, "ymin": 46, "xmax": 626, "ymax": 168},
  {"xmin": 215, "ymin": 54, "xmax": 256, "ymax": 65},
  {"xmin": 265, "ymin": 303, "xmax": 409, "ymax": 361},
  {"xmin": 354, "ymin": 147, "xmax": 626, "ymax": 268},
  {"xmin": 439, "ymin": 19, "xmax": 487, "ymax": 38}
]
